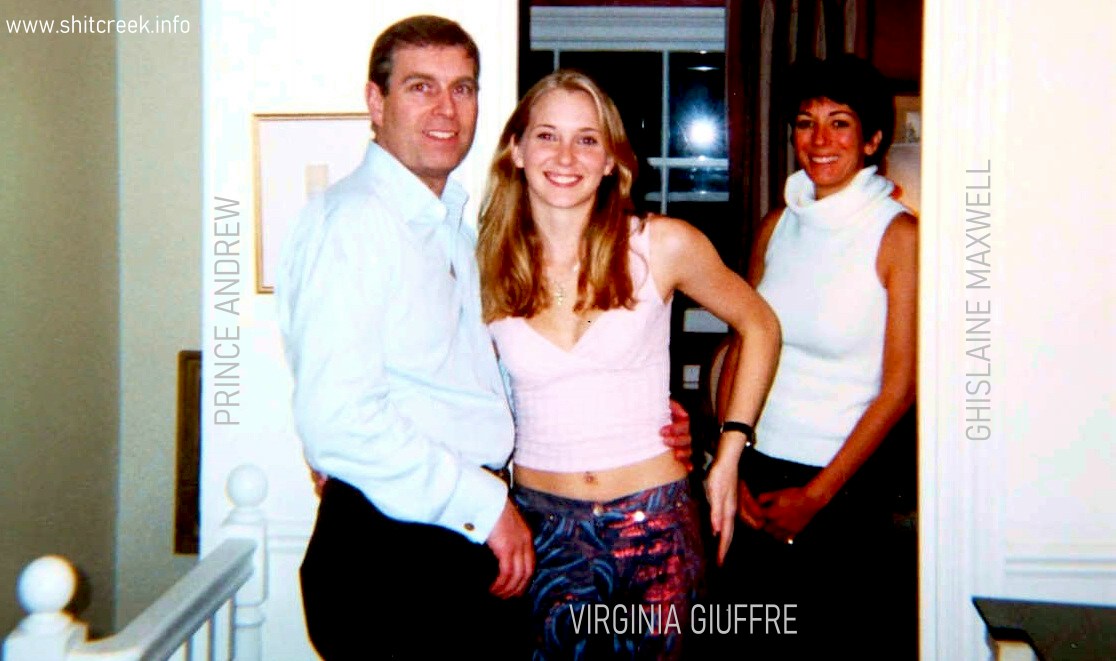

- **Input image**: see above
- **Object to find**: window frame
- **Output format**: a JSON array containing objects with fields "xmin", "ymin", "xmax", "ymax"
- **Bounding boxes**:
[{"xmin": 530, "ymin": 6, "xmax": 729, "ymax": 213}]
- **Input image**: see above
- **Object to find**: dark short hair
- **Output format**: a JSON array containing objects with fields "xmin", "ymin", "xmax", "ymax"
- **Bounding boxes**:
[
  {"xmin": 368, "ymin": 15, "xmax": 480, "ymax": 92},
  {"xmin": 784, "ymin": 54, "xmax": 895, "ymax": 167}
]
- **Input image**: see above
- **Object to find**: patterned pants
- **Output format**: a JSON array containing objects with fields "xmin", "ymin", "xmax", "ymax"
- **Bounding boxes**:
[{"xmin": 512, "ymin": 479, "xmax": 704, "ymax": 660}]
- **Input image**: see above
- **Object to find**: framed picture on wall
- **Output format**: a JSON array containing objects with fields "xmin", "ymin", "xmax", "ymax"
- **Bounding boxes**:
[
  {"xmin": 174, "ymin": 349, "xmax": 202, "ymax": 554},
  {"xmin": 253, "ymin": 113, "xmax": 371, "ymax": 293},
  {"xmin": 889, "ymin": 96, "xmax": 922, "ymax": 214},
  {"xmin": 894, "ymin": 95, "xmax": 921, "ymax": 144}
]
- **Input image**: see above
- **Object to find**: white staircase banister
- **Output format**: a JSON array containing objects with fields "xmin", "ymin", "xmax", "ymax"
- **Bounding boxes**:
[
  {"xmin": 69, "ymin": 539, "xmax": 255, "ymax": 660},
  {"xmin": 3, "ymin": 464, "xmax": 269, "ymax": 661}
]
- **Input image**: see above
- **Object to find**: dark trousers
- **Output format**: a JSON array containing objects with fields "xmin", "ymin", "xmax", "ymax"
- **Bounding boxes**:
[
  {"xmin": 698, "ymin": 449, "xmax": 917, "ymax": 660},
  {"xmin": 300, "ymin": 479, "xmax": 530, "ymax": 660}
]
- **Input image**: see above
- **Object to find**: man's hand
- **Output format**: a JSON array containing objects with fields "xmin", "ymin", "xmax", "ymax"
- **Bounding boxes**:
[
  {"xmin": 486, "ymin": 500, "xmax": 535, "ymax": 599},
  {"xmin": 309, "ymin": 467, "xmax": 328, "ymax": 497},
  {"xmin": 660, "ymin": 399, "xmax": 693, "ymax": 470}
]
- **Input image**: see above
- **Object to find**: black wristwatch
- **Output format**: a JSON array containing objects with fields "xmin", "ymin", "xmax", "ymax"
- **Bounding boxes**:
[{"xmin": 720, "ymin": 420, "xmax": 756, "ymax": 449}]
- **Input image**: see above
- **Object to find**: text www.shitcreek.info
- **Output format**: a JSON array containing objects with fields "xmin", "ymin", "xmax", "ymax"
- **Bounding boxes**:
[{"xmin": 6, "ymin": 15, "xmax": 190, "ymax": 35}]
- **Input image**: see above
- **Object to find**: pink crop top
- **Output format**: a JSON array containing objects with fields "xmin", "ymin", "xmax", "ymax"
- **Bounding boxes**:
[{"xmin": 487, "ymin": 219, "xmax": 672, "ymax": 473}]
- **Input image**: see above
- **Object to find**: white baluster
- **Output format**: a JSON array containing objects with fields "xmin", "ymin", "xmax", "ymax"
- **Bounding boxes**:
[
  {"xmin": 2, "ymin": 555, "xmax": 88, "ymax": 660},
  {"xmin": 223, "ymin": 464, "xmax": 268, "ymax": 661}
]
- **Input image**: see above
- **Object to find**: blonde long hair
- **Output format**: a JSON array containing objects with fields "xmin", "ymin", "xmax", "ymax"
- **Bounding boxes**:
[{"xmin": 477, "ymin": 70, "xmax": 640, "ymax": 322}]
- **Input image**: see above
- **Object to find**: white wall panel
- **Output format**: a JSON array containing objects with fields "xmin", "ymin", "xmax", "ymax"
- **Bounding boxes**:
[{"xmin": 921, "ymin": 0, "xmax": 1116, "ymax": 658}]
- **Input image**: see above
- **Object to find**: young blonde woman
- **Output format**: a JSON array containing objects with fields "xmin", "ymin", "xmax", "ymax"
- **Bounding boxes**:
[{"xmin": 477, "ymin": 70, "xmax": 780, "ymax": 659}]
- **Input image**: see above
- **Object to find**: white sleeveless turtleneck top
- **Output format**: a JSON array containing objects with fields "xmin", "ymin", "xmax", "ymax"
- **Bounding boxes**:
[{"xmin": 755, "ymin": 166, "xmax": 908, "ymax": 467}]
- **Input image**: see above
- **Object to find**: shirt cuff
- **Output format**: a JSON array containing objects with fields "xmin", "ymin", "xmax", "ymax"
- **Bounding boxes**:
[{"xmin": 435, "ymin": 465, "xmax": 508, "ymax": 544}]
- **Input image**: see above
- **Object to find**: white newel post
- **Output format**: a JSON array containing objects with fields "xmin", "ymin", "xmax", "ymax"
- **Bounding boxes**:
[
  {"xmin": 222, "ymin": 464, "xmax": 269, "ymax": 661},
  {"xmin": 2, "ymin": 556, "xmax": 87, "ymax": 660}
]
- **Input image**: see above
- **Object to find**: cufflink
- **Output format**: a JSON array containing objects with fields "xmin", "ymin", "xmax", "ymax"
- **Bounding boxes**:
[{"xmin": 463, "ymin": 523, "xmax": 475, "ymax": 532}]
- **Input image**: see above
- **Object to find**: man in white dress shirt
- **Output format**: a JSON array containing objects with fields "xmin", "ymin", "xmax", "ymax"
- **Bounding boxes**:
[{"xmin": 278, "ymin": 16, "xmax": 532, "ymax": 659}]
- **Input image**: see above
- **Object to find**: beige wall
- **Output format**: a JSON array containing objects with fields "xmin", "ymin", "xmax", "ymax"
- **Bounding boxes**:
[
  {"xmin": 0, "ymin": 0, "xmax": 202, "ymax": 634},
  {"xmin": 0, "ymin": 0, "xmax": 120, "ymax": 637},
  {"xmin": 113, "ymin": 0, "xmax": 201, "ymax": 624}
]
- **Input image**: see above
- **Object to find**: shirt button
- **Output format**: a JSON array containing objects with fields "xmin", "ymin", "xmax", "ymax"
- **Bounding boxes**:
[
  {"xmin": 464, "ymin": 523, "xmax": 475, "ymax": 532},
  {"xmin": 633, "ymin": 510, "xmax": 646, "ymax": 523}
]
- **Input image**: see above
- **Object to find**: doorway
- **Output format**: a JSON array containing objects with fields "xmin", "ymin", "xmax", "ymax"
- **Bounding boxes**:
[{"xmin": 523, "ymin": 1, "xmax": 923, "ymax": 656}]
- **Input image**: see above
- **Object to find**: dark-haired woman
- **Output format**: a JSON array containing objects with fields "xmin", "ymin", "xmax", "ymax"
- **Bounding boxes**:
[{"xmin": 715, "ymin": 54, "xmax": 918, "ymax": 657}]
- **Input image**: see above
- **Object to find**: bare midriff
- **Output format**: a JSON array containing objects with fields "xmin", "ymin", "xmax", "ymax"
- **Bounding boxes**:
[{"xmin": 513, "ymin": 451, "xmax": 687, "ymax": 502}]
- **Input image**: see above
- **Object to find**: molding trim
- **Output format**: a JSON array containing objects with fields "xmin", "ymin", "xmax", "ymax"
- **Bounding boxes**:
[
  {"xmin": 267, "ymin": 519, "xmax": 312, "ymax": 556},
  {"xmin": 530, "ymin": 6, "xmax": 724, "ymax": 51},
  {"xmin": 920, "ymin": 0, "xmax": 1010, "ymax": 658},
  {"xmin": 1004, "ymin": 543, "xmax": 1116, "ymax": 577}
]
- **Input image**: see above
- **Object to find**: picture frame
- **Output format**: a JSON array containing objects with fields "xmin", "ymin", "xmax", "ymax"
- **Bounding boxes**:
[
  {"xmin": 894, "ymin": 95, "xmax": 921, "ymax": 144},
  {"xmin": 174, "ymin": 349, "xmax": 202, "ymax": 555},
  {"xmin": 889, "ymin": 95, "xmax": 923, "ymax": 214},
  {"xmin": 253, "ymin": 113, "xmax": 371, "ymax": 293}
]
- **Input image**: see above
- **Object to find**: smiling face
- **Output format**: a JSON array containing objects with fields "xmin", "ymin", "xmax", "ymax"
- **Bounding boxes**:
[
  {"xmin": 511, "ymin": 88, "xmax": 616, "ymax": 216},
  {"xmin": 366, "ymin": 45, "xmax": 478, "ymax": 195},
  {"xmin": 793, "ymin": 97, "xmax": 883, "ymax": 199}
]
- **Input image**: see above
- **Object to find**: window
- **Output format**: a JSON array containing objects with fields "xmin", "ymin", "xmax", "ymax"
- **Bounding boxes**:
[{"xmin": 528, "ymin": 6, "xmax": 735, "ymax": 262}]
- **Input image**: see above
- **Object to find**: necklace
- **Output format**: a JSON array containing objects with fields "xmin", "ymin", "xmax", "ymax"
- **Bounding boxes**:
[
  {"xmin": 547, "ymin": 261, "xmax": 580, "ymax": 307},
  {"xmin": 552, "ymin": 281, "xmax": 568, "ymax": 307}
]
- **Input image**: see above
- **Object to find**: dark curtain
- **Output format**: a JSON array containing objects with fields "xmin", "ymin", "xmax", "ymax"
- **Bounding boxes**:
[{"xmin": 725, "ymin": 0, "xmax": 871, "ymax": 268}]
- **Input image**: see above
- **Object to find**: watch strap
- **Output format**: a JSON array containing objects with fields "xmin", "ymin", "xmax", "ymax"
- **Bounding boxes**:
[{"xmin": 720, "ymin": 420, "xmax": 756, "ymax": 449}]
